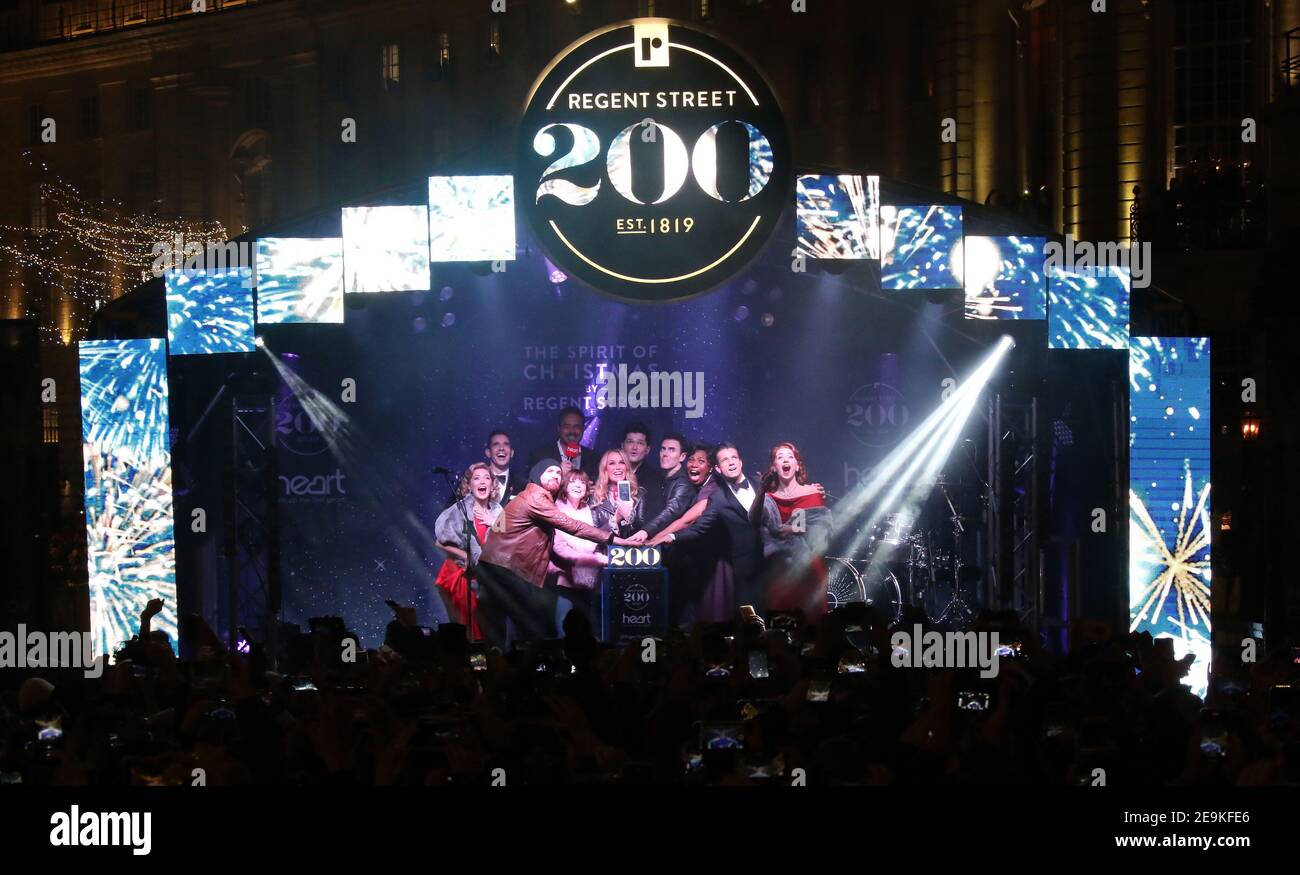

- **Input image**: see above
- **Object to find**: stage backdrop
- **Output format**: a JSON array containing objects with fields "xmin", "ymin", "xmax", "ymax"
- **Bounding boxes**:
[{"xmin": 257, "ymin": 214, "xmax": 1026, "ymax": 647}]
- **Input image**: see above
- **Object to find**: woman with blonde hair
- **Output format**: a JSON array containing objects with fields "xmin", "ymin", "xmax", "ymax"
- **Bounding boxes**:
[
  {"xmin": 433, "ymin": 462, "xmax": 502, "ymax": 639},
  {"xmin": 590, "ymin": 448, "xmax": 645, "ymax": 540}
]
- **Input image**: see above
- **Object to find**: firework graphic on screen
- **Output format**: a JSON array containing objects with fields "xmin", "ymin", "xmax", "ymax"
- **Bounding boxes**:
[
  {"xmin": 880, "ymin": 205, "xmax": 963, "ymax": 289},
  {"xmin": 795, "ymin": 174, "xmax": 880, "ymax": 260},
  {"xmin": 165, "ymin": 268, "xmax": 256, "ymax": 355},
  {"xmin": 79, "ymin": 339, "xmax": 178, "ymax": 659},
  {"xmin": 256, "ymin": 237, "xmax": 344, "ymax": 324},
  {"xmin": 957, "ymin": 235, "xmax": 1047, "ymax": 320},
  {"xmin": 428, "ymin": 176, "xmax": 516, "ymax": 262},
  {"xmin": 1048, "ymin": 265, "xmax": 1131, "ymax": 349},
  {"xmin": 1129, "ymin": 337, "xmax": 1211, "ymax": 696},
  {"xmin": 341, "ymin": 205, "xmax": 431, "ymax": 293}
]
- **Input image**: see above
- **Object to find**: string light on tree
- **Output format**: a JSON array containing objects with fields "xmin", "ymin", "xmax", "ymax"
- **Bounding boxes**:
[{"xmin": 0, "ymin": 151, "xmax": 228, "ymax": 343}]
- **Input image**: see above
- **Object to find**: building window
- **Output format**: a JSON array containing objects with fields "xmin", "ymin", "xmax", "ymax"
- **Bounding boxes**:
[
  {"xmin": 798, "ymin": 44, "xmax": 823, "ymax": 125},
  {"xmin": 132, "ymin": 87, "xmax": 152, "ymax": 130},
  {"xmin": 28, "ymin": 104, "xmax": 46, "ymax": 144},
  {"xmin": 129, "ymin": 170, "xmax": 156, "ymax": 213},
  {"xmin": 855, "ymin": 33, "xmax": 881, "ymax": 113},
  {"xmin": 488, "ymin": 20, "xmax": 501, "ymax": 60},
  {"xmin": 246, "ymin": 78, "xmax": 271, "ymax": 126},
  {"xmin": 125, "ymin": 0, "xmax": 149, "ymax": 23},
  {"xmin": 1172, "ymin": 0, "xmax": 1253, "ymax": 172},
  {"xmin": 381, "ymin": 43, "xmax": 401, "ymax": 90},
  {"xmin": 81, "ymin": 95, "xmax": 100, "ymax": 138},
  {"xmin": 70, "ymin": 0, "xmax": 96, "ymax": 34},
  {"xmin": 437, "ymin": 31, "xmax": 451, "ymax": 70},
  {"xmin": 43, "ymin": 408, "xmax": 59, "ymax": 445},
  {"xmin": 639, "ymin": 0, "xmax": 656, "ymax": 15},
  {"xmin": 29, "ymin": 186, "xmax": 46, "ymax": 232},
  {"xmin": 696, "ymin": 0, "xmax": 712, "ymax": 19}
]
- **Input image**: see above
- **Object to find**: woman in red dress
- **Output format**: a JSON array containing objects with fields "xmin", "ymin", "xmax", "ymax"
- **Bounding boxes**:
[
  {"xmin": 434, "ymin": 462, "xmax": 502, "ymax": 639},
  {"xmin": 760, "ymin": 442, "xmax": 834, "ymax": 621}
]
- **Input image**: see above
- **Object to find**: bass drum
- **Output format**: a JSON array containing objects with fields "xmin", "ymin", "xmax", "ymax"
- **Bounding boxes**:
[
  {"xmin": 824, "ymin": 558, "xmax": 865, "ymax": 610},
  {"xmin": 861, "ymin": 567, "xmax": 903, "ymax": 626},
  {"xmin": 824, "ymin": 559, "xmax": 903, "ymax": 625}
]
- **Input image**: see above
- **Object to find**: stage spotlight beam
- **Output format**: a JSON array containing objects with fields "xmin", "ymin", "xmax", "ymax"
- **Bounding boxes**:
[{"xmin": 832, "ymin": 336, "xmax": 1014, "ymax": 562}]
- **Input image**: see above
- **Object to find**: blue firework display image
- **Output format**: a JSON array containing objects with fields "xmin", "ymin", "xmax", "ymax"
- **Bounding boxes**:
[
  {"xmin": 1129, "ymin": 337, "xmax": 1211, "ymax": 696},
  {"xmin": 958, "ymin": 235, "xmax": 1047, "ymax": 320},
  {"xmin": 795, "ymin": 174, "xmax": 881, "ymax": 260},
  {"xmin": 256, "ymin": 238, "xmax": 345, "ymax": 325},
  {"xmin": 880, "ymin": 205, "xmax": 963, "ymax": 290},
  {"xmin": 1048, "ymin": 265, "xmax": 1131, "ymax": 349},
  {"xmin": 165, "ymin": 267, "xmax": 256, "ymax": 355},
  {"xmin": 79, "ymin": 339, "xmax": 178, "ymax": 659}
]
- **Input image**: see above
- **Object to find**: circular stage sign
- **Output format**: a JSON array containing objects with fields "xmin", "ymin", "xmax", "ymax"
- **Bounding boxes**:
[{"xmin": 518, "ymin": 19, "xmax": 791, "ymax": 303}]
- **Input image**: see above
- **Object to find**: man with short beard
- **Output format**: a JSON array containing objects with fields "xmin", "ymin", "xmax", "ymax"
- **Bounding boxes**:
[
  {"xmin": 529, "ymin": 407, "xmax": 597, "ymax": 478},
  {"xmin": 478, "ymin": 459, "xmax": 639, "ymax": 647}
]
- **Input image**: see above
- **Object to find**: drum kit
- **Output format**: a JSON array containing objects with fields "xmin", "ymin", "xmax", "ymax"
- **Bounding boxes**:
[{"xmin": 824, "ymin": 477, "xmax": 980, "ymax": 629}]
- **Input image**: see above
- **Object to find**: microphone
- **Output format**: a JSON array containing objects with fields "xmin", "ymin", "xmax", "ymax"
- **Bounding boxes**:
[{"xmin": 562, "ymin": 442, "xmax": 581, "ymax": 460}]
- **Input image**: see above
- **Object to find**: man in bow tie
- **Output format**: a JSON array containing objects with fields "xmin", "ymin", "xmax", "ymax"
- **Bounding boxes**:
[
  {"xmin": 658, "ymin": 442, "xmax": 768, "ymax": 616},
  {"xmin": 484, "ymin": 429, "xmax": 525, "ymax": 506}
]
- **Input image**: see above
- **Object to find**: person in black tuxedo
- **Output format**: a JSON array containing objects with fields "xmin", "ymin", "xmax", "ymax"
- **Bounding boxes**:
[
  {"xmin": 484, "ymin": 429, "xmax": 526, "ymax": 506},
  {"xmin": 528, "ymin": 406, "xmax": 598, "ymax": 478},
  {"xmin": 658, "ymin": 442, "xmax": 769, "ymax": 615}
]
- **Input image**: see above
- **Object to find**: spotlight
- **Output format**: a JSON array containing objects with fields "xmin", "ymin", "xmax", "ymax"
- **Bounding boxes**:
[
  {"xmin": 544, "ymin": 257, "xmax": 567, "ymax": 285},
  {"xmin": 254, "ymin": 335, "xmax": 265, "ymax": 348},
  {"xmin": 832, "ymin": 336, "xmax": 1014, "ymax": 561}
]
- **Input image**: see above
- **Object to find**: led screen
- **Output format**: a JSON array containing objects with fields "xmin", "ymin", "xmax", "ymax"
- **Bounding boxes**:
[
  {"xmin": 165, "ymin": 267, "xmax": 256, "ymax": 355},
  {"xmin": 428, "ymin": 175, "xmax": 516, "ymax": 262},
  {"xmin": 1129, "ymin": 337, "xmax": 1211, "ymax": 696},
  {"xmin": 958, "ymin": 235, "xmax": 1047, "ymax": 320},
  {"xmin": 79, "ymin": 339, "xmax": 178, "ymax": 659},
  {"xmin": 341, "ymin": 205, "xmax": 431, "ymax": 293},
  {"xmin": 795, "ymin": 174, "xmax": 880, "ymax": 260},
  {"xmin": 880, "ymin": 205, "xmax": 963, "ymax": 290},
  {"xmin": 1048, "ymin": 265, "xmax": 1131, "ymax": 349},
  {"xmin": 256, "ymin": 237, "xmax": 345, "ymax": 324}
]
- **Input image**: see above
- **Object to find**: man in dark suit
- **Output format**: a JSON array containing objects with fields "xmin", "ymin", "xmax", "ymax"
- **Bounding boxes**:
[
  {"xmin": 660, "ymin": 442, "xmax": 766, "ymax": 613},
  {"xmin": 528, "ymin": 406, "xmax": 598, "ymax": 478},
  {"xmin": 484, "ymin": 429, "xmax": 526, "ymax": 506}
]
